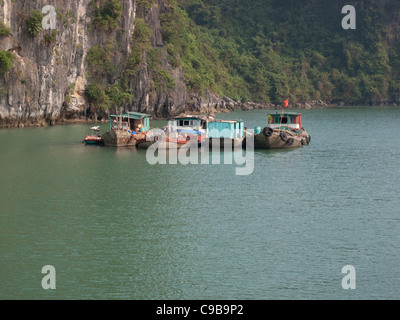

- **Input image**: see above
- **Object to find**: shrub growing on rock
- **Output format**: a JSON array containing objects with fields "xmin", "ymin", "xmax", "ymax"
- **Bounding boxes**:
[
  {"xmin": 92, "ymin": 0, "xmax": 123, "ymax": 31},
  {"xmin": 0, "ymin": 22, "xmax": 11, "ymax": 37},
  {"xmin": 0, "ymin": 50, "xmax": 14, "ymax": 77},
  {"xmin": 26, "ymin": 10, "xmax": 44, "ymax": 37}
]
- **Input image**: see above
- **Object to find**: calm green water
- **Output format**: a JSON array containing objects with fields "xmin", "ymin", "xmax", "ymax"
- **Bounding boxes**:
[{"xmin": 1, "ymin": 107, "xmax": 400, "ymax": 300}]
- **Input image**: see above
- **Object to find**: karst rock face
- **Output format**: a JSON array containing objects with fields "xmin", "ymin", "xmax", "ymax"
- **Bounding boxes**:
[
  {"xmin": 0, "ymin": 0, "xmax": 190, "ymax": 128},
  {"xmin": 1, "ymin": 0, "xmax": 340, "ymax": 128}
]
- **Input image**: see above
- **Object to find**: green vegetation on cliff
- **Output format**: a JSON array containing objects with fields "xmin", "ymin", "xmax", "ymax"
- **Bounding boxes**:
[
  {"xmin": 0, "ymin": 22, "xmax": 11, "ymax": 37},
  {"xmin": 84, "ymin": 7, "xmax": 176, "ymax": 112},
  {"xmin": 162, "ymin": 0, "xmax": 400, "ymax": 105},
  {"xmin": 161, "ymin": 0, "xmax": 249, "ymax": 101},
  {"xmin": 82, "ymin": 0, "xmax": 400, "ymax": 107},
  {"xmin": 90, "ymin": 0, "xmax": 123, "ymax": 31},
  {"xmin": 25, "ymin": 10, "xmax": 44, "ymax": 37},
  {"xmin": 0, "ymin": 50, "xmax": 14, "ymax": 77}
]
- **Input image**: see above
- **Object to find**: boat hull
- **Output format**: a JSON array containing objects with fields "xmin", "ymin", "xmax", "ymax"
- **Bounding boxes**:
[
  {"xmin": 136, "ymin": 140, "xmax": 155, "ymax": 149},
  {"xmin": 101, "ymin": 130, "xmax": 137, "ymax": 147},
  {"xmin": 158, "ymin": 137, "xmax": 202, "ymax": 150},
  {"xmin": 83, "ymin": 135, "xmax": 103, "ymax": 145},
  {"xmin": 253, "ymin": 127, "xmax": 311, "ymax": 149},
  {"xmin": 207, "ymin": 137, "xmax": 244, "ymax": 149},
  {"xmin": 84, "ymin": 140, "xmax": 102, "ymax": 145},
  {"xmin": 136, "ymin": 131, "xmax": 160, "ymax": 149},
  {"xmin": 138, "ymin": 135, "xmax": 205, "ymax": 150}
]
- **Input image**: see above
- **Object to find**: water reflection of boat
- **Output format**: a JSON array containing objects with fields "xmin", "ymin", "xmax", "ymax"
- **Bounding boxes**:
[
  {"xmin": 83, "ymin": 126, "xmax": 103, "ymax": 145},
  {"xmin": 253, "ymin": 112, "xmax": 311, "ymax": 149}
]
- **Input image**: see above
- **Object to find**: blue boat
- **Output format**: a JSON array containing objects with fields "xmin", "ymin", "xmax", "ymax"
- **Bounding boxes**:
[{"xmin": 207, "ymin": 119, "xmax": 245, "ymax": 148}]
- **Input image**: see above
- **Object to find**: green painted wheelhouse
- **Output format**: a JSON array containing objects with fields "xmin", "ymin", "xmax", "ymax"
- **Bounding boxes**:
[
  {"xmin": 206, "ymin": 119, "xmax": 245, "ymax": 149},
  {"xmin": 110, "ymin": 112, "xmax": 151, "ymax": 133},
  {"xmin": 208, "ymin": 120, "xmax": 244, "ymax": 140},
  {"xmin": 267, "ymin": 112, "xmax": 303, "ymax": 130}
]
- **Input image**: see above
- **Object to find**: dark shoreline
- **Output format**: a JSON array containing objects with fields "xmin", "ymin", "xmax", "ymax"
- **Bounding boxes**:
[{"xmin": 1, "ymin": 102, "xmax": 399, "ymax": 129}]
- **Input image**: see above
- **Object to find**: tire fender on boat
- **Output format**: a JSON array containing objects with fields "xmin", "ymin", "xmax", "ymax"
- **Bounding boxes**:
[
  {"xmin": 286, "ymin": 137, "xmax": 294, "ymax": 146},
  {"xmin": 262, "ymin": 127, "xmax": 273, "ymax": 137},
  {"xmin": 280, "ymin": 132, "xmax": 288, "ymax": 142}
]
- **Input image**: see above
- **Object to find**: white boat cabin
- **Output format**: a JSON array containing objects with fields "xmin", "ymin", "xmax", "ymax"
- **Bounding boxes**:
[
  {"xmin": 267, "ymin": 112, "xmax": 303, "ymax": 130},
  {"xmin": 167, "ymin": 115, "xmax": 212, "ymax": 135}
]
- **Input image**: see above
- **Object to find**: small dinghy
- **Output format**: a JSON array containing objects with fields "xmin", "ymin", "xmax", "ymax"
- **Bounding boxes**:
[{"xmin": 83, "ymin": 126, "xmax": 104, "ymax": 145}]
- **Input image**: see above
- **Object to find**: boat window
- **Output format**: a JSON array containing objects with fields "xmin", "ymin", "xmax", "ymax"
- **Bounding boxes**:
[
  {"xmin": 178, "ymin": 120, "xmax": 184, "ymax": 126},
  {"xmin": 190, "ymin": 120, "xmax": 194, "ymax": 126},
  {"xmin": 281, "ymin": 117, "xmax": 288, "ymax": 124},
  {"xmin": 184, "ymin": 120, "xmax": 190, "ymax": 126}
]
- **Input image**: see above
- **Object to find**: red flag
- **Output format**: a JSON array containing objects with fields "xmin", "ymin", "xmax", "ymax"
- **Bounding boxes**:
[{"xmin": 284, "ymin": 99, "xmax": 289, "ymax": 108}]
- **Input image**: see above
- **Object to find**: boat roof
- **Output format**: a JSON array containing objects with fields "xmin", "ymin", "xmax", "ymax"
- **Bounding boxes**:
[
  {"xmin": 269, "ymin": 111, "xmax": 301, "ymax": 116},
  {"xmin": 169, "ymin": 114, "xmax": 214, "ymax": 121},
  {"xmin": 110, "ymin": 112, "xmax": 151, "ymax": 119},
  {"xmin": 209, "ymin": 119, "xmax": 243, "ymax": 124}
]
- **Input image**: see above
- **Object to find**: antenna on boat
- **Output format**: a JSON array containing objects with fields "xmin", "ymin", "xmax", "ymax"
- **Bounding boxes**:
[
  {"xmin": 119, "ymin": 107, "xmax": 123, "ymax": 130},
  {"xmin": 278, "ymin": 99, "xmax": 288, "ymax": 135}
]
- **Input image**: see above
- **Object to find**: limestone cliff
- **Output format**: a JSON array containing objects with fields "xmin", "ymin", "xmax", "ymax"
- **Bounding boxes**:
[{"xmin": 0, "ymin": 0, "xmax": 188, "ymax": 128}]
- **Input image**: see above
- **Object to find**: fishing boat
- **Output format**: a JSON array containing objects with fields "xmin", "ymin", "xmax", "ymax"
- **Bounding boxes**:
[
  {"xmin": 164, "ymin": 115, "xmax": 212, "ymax": 148},
  {"xmin": 83, "ymin": 126, "xmax": 104, "ymax": 145},
  {"xmin": 207, "ymin": 119, "xmax": 245, "ymax": 149},
  {"xmin": 101, "ymin": 112, "xmax": 151, "ymax": 147},
  {"xmin": 253, "ymin": 112, "xmax": 311, "ymax": 149},
  {"xmin": 137, "ymin": 115, "xmax": 213, "ymax": 149}
]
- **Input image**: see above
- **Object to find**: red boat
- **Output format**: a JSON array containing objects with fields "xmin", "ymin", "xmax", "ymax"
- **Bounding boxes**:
[
  {"xmin": 165, "ymin": 134, "xmax": 205, "ymax": 146},
  {"xmin": 83, "ymin": 127, "xmax": 104, "ymax": 145}
]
